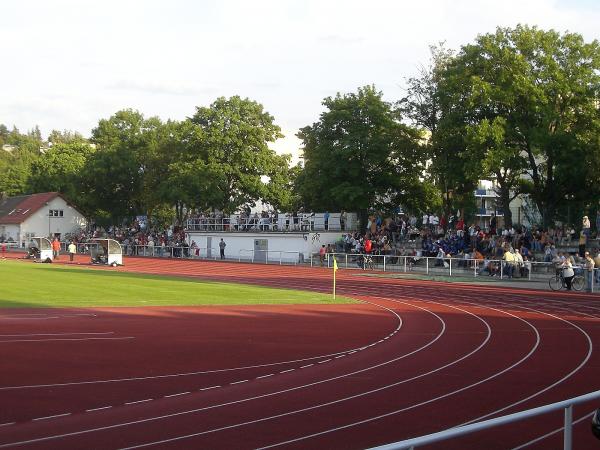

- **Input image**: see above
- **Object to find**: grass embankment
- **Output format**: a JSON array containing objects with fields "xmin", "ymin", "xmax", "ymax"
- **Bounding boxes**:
[{"xmin": 0, "ymin": 260, "xmax": 354, "ymax": 308}]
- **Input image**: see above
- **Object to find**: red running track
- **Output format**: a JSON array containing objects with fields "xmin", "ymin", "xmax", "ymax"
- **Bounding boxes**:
[{"xmin": 0, "ymin": 254, "xmax": 599, "ymax": 449}]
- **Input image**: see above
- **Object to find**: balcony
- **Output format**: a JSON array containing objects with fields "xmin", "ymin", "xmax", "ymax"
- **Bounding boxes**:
[{"xmin": 474, "ymin": 189, "xmax": 498, "ymax": 197}]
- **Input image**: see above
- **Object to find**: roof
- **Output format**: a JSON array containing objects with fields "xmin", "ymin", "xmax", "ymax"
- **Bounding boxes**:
[{"xmin": 0, "ymin": 192, "xmax": 62, "ymax": 224}]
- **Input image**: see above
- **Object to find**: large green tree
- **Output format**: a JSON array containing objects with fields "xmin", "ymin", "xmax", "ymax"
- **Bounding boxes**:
[
  {"xmin": 400, "ymin": 44, "xmax": 477, "ymax": 220},
  {"xmin": 86, "ymin": 109, "xmax": 162, "ymax": 224},
  {"xmin": 189, "ymin": 96, "xmax": 291, "ymax": 213},
  {"xmin": 450, "ymin": 25, "xmax": 600, "ymax": 227},
  {"xmin": 296, "ymin": 85, "xmax": 431, "ymax": 219},
  {"xmin": 28, "ymin": 142, "xmax": 95, "ymax": 207},
  {"xmin": 0, "ymin": 126, "xmax": 43, "ymax": 196}
]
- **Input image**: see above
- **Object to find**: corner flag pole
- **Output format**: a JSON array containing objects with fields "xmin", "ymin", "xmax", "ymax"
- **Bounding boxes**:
[{"xmin": 333, "ymin": 256, "xmax": 338, "ymax": 300}]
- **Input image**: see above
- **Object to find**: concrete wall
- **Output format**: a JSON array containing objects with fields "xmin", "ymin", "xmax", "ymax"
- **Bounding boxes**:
[{"xmin": 187, "ymin": 231, "xmax": 345, "ymax": 262}]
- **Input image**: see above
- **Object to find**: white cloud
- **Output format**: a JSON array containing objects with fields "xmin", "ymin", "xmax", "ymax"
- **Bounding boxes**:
[{"xmin": 1, "ymin": 0, "xmax": 599, "ymax": 142}]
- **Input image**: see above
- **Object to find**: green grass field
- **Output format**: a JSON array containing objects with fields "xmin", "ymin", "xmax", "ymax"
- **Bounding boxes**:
[{"xmin": 0, "ymin": 260, "xmax": 354, "ymax": 308}]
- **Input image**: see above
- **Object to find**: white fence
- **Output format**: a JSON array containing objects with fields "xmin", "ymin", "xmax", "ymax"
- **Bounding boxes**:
[{"xmin": 369, "ymin": 389, "xmax": 600, "ymax": 450}]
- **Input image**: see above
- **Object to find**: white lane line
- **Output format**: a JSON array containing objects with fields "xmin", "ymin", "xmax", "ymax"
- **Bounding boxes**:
[
  {"xmin": 0, "ymin": 296, "xmax": 409, "ymax": 449},
  {"xmin": 279, "ymin": 369, "xmax": 294, "ymax": 374},
  {"xmin": 124, "ymin": 399, "xmax": 153, "ymax": 405},
  {"xmin": 0, "ymin": 332, "xmax": 114, "ymax": 338},
  {"xmin": 60, "ymin": 314, "xmax": 97, "ymax": 317},
  {"xmin": 0, "ymin": 316, "xmax": 61, "ymax": 320},
  {"xmin": 164, "ymin": 392, "xmax": 190, "ymax": 398},
  {"xmin": 230, "ymin": 380, "xmax": 248, "ymax": 385},
  {"xmin": 85, "ymin": 406, "xmax": 113, "ymax": 412},
  {"xmin": 334, "ymin": 355, "xmax": 346, "ymax": 359},
  {"xmin": 0, "ymin": 337, "xmax": 134, "ymax": 344},
  {"xmin": 0, "ymin": 422, "xmax": 15, "ymax": 427},
  {"xmin": 32, "ymin": 413, "xmax": 71, "ymax": 421},
  {"xmin": 347, "ymin": 351, "xmax": 357, "ymax": 355},
  {"xmin": 317, "ymin": 360, "xmax": 331, "ymax": 364},
  {"xmin": 256, "ymin": 374, "xmax": 274, "ymax": 379},
  {"xmin": 299, "ymin": 364, "xmax": 313, "ymax": 369},
  {"xmin": 0, "ymin": 289, "xmax": 403, "ymax": 392},
  {"xmin": 199, "ymin": 386, "xmax": 220, "ymax": 391}
]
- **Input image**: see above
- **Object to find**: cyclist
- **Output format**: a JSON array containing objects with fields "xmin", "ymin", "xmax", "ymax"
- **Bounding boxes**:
[{"xmin": 562, "ymin": 259, "xmax": 575, "ymax": 290}]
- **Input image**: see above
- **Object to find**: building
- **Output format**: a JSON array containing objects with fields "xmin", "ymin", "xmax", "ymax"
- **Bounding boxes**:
[
  {"xmin": 0, "ymin": 192, "xmax": 87, "ymax": 245},
  {"xmin": 474, "ymin": 180, "xmax": 535, "ymax": 229},
  {"xmin": 186, "ymin": 212, "xmax": 357, "ymax": 262}
]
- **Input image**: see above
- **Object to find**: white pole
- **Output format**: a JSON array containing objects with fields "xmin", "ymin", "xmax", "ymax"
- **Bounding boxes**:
[{"xmin": 563, "ymin": 404, "xmax": 573, "ymax": 450}]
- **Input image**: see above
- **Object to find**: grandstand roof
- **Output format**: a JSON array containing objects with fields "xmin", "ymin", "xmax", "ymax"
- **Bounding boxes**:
[{"xmin": 0, "ymin": 192, "xmax": 65, "ymax": 224}]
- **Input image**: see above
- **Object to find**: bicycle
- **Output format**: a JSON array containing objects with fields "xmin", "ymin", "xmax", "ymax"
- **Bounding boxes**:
[
  {"xmin": 548, "ymin": 269, "xmax": 584, "ymax": 291},
  {"xmin": 356, "ymin": 254, "xmax": 374, "ymax": 270}
]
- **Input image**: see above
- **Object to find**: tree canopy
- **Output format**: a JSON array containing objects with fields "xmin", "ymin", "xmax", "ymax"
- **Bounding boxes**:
[{"xmin": 295, "ymin": 85, "xmax": 434, "ymax": 218}]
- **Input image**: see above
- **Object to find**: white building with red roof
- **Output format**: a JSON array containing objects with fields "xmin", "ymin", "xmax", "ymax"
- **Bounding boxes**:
[{"xmin": 0, "ymin": 192, "xmax": 87, "ymax": 245}]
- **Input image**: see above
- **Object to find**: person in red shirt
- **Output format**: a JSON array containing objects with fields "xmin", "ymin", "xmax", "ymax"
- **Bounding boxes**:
[
  {"xmin": 52, "ymin": 237, "xmax": 61, "ymax": 259},
  {"xmin": 364, "ymin": 238, "xmax": 372, "ymax": 254},
  {"xmin": 1, "ymin": 242, "xmax": 6, "ymax": 259}
]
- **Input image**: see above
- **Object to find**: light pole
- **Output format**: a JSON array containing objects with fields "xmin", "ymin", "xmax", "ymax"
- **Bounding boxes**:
[{"xmin": 45, "ymin": 202, "xmax": 51, "ymax": 238}]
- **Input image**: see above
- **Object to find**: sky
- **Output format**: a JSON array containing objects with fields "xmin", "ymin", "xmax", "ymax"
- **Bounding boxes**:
[{"xmin": 2, "ymin": 0, "xmax": 600, "ymax": 163}]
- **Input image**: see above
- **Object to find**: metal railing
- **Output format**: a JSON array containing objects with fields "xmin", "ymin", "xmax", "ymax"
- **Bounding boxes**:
[
  {"xmin": 12, "ymin": 241, "xmax": 600, "ymax": 292},
  {"xmin": 315, "ymin": 253, "xmax": 600, "ymax": 292},
  {"xmin": 186, "ymin": 212, "xmax": 357, "ymax": 233},
  {"xmin": 369, "ymin": 389, "xmax": 600, "ymax": 450}
]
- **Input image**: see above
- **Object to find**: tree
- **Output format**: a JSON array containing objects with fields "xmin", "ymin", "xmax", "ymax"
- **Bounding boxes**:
[
  {"xmin": 28, "ymin": 142, "xmax": 95, "ymax": 210},
  {"xmin": 452, "ymin": 25, "xmax": 600, "ymax": 227},
  {"xmin": 189, "ymin": 96, "xmax": 288, "ymax": 213},
  {"xmin": 86, "ymin": 109, "xmax": 161, "ymax": 224},
  {"xmin": 0, "ymin": 126, "xmax": 43, "ymax": 196},
  {"xmin": 400, "ymin": 44, "xmax": 477, "ymax": 220},
  {"xmin": 47, "ymin": 129, "xmax": 87, "ymax": 145},
  {"xmin": 465, "ymin": 118, "xmax": 527, "ymax": 227},
  {"xmin": 295, "ymin": 85, "xmax": 429, "ymax": 220}
]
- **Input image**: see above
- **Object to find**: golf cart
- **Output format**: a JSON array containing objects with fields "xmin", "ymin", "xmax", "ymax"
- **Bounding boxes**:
[{"xmin": 90, "ymin": 238, "xmax": 123, "ymax": 266}]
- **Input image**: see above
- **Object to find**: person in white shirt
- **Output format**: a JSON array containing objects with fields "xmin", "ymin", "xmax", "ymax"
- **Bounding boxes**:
[{"xmin": 514, "ymin": 248, "xmax": 524, "ymax": 276}]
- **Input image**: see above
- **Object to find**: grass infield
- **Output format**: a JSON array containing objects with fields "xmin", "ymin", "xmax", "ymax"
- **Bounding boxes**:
[{"xmin": 0, "ymin": 259, "xmax": 354, "ymax": 308}]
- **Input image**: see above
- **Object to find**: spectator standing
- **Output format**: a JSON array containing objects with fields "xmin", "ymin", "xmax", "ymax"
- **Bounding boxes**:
[
  {"xmin": 219, "ymin": 238, "xmax": 226, "ymax": 260},
  {"xmin": 52, "ymin": 237, "xmax": 61, "ymax": 260},
  {"xmin": 584, "ymin": 251, "xmax": 595, "ymax": 292},
  {"xmin": 594, "ymin": 249, "xmax": 600, "ymax": 285},
  {"xmin": 490, "ymin": 213, "xmax": 497, "ymax": 235},
  {"xmin": 562, "ymin": 259, "xmax": 575, "ymax": 290},
  {"xmin": 324, "ymin": 211, "xmax": 330, "ymax": 231},
  {"xmin": 340, "ymin": 210, "xmax": 347, "ymax": 231},
  {"xmin": 319, "ymin": 244, "xmax": 326, "ymax": 266},
  {"xmin": 583, "ymin": 215, "xmax": 591, "ymax": 238},
  {"xmin": 68, "ymin": 241, "xmax": 77, "ymax": 262},
  {"xmin": 364, "ymin": 237, "xmax": 373, "ymax": 254}
]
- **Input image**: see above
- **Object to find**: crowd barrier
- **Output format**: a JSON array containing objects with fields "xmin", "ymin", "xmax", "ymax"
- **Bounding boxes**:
[
  {"xmin": 316, "ymin": 252, "xmax": 600, "ymax": 292},
  {"xmin": 9, "ymin": 242, "xmax": 600, "ymax": 292}
]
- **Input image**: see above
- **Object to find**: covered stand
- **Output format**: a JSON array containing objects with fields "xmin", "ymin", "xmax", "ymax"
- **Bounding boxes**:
[
  {"xmin": 26, "ymin": 237, "xmax": 53, "ymax": 261},
  {"xmin": 90, "ymin": 238, "xmax": 123, "ymax": 266}
]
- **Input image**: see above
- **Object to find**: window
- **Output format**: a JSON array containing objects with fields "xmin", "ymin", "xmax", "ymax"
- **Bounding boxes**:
[{"xmin": 48, "ymin": 209, "xmax": 64, "ymax": 217}]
